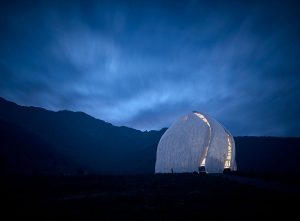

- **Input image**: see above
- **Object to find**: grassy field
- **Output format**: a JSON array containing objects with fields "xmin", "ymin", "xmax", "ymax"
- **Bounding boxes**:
[{"xmin": 2, "ymin": 174, "xmax": 299, "ymax": 220}]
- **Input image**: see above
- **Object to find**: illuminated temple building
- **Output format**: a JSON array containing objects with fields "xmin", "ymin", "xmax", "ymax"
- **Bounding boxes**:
[{"xmin": 155, "ymin": 111, "xmax": 237, "ymax": 173}]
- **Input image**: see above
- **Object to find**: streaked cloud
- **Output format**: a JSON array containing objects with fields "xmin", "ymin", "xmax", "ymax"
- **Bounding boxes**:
[{"xmin": 0, "ymin": 0, "xmax": 299, "ymax": 136}]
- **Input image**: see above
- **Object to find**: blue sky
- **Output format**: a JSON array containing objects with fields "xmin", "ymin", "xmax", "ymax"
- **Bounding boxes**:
[{"xmin": 1, "ymin": 0, "xmax": 300, "ymax": 136}]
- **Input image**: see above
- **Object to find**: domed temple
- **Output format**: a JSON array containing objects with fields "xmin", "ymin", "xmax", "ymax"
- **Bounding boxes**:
[{"xmin": 155, "ymin": 111, "xmax": 237, "ymax": 173}]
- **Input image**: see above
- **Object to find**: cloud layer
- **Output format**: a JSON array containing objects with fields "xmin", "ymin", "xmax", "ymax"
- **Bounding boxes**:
[{"xmin": 1, "ymin": 0, "xmax": 300, "ymax": 136}]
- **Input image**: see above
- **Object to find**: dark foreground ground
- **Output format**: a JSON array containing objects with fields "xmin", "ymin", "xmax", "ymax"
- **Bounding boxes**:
[{"xmin": 2, "ymin": 174, "xmax": 300, "ymax": 220}]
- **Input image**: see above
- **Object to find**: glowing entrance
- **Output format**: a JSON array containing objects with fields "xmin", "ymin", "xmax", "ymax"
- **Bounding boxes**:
[{"xmin": 194, "ymin": 112, "xmax": 211, "ymax": 170}]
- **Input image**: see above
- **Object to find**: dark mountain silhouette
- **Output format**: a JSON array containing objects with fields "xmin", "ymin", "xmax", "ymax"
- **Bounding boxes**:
[
  {"xmin": 0, "ymin": 96, "xmax": 299, "ymax": 175},
  {"xmin": 0, "ymin": 97, "xmax": 165, "ymax": 175},
  {"xmin": 235, "ymin": 136, "xmax": 300, "ymax": 175},
  {"xmin": 0, "ymin": 119, "xmax": 78, "ymax": 175}
]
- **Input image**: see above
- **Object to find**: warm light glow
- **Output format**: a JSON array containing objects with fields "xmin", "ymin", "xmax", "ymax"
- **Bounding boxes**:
[
  {"xmin": 194, "ymin": 112, "xmax": 211, "ymax": 169},
  {"xmin": 194, "ymin": 113, "xmax": 211, "ymax": 127},
  {"xmin": 200, "ymin": 158, "xmax": 206, "ymax": 166},
  {"xmin": 224, "ymin": 134, "xmax": 232, "ymax": 169}
]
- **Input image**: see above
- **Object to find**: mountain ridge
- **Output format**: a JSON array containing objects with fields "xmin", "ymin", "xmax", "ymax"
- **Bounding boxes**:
[
  {"xmin": 0, "ymin": 96, "xmax": 165, "ymax": 175},
  {"xmin": 0, "ymin": 96, "xmax": 299, "ymax": 175}
]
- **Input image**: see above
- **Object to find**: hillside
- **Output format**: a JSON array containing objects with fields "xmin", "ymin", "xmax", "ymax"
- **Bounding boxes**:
[
  {"xmin": 0, "ymin": 97, "xmax": 164, "ymax": 174},
  {"xmin": 0, "ymin": 97, "xmax": 299, "ymax": 175}
]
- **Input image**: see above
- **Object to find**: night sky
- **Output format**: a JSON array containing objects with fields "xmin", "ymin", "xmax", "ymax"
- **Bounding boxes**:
[{"xmin": 0, "ymin": 0, "xmax": 300, "ymax": 136}]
